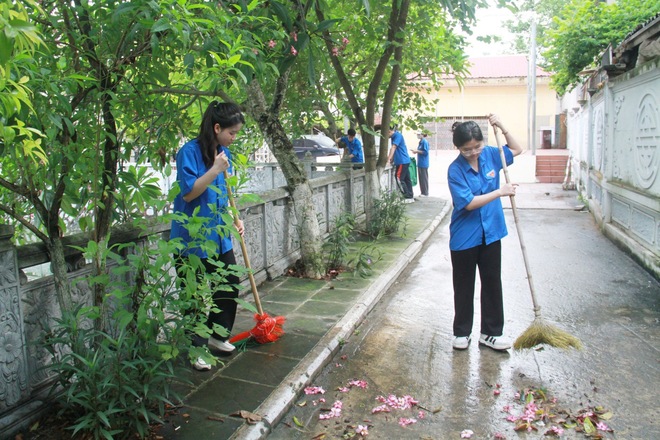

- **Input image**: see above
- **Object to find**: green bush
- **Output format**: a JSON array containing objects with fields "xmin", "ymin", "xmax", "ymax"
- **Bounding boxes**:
[
  {"xmin": 366, "ymin": 191, "xmax": 408, "ymax": 239},
  {"xmin": 322, "ymin": 212, "xmax": 356, "ymax": 272},
  {"xmin": 42, "ymin": 211, "xmax": 252, "ymax": 439}
]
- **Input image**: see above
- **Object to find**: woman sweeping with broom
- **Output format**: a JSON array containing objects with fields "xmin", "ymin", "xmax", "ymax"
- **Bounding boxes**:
[
  {"xmin": 448, "ymin": 115, "xmax": 522, "ymax": 351},
  {"xmin": 170, "ymin": 101, "xmax": 245, "ymax": 370}
]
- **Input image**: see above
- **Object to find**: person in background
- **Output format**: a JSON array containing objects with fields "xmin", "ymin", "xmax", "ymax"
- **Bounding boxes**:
[
  {"xmin": 410, "ymin": 131, "xmax": 430, "ymax": 197},
  {"xmin": 170, "ymin": 101, "xmax": 245, "ymax": 371},
  {"xmin": 447, "ymin": 114, "xmax": 523, "ymax": 352},
  {"xmin": 388, "ymin": 125, "xmax": 414, "ymax": 203},
  {"xmin": 338, "ymin": 128, "xmax": 364, "ymax": 169}
]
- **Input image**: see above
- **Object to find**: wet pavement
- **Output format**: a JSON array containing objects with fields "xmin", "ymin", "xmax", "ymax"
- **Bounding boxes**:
[
  {"xmin": 158, "ymin": 176, "xmax": 659, "ymax": 440},
  {"xmin": 268, "ymin": 187, "xmax": 660, "ymax": 440}
]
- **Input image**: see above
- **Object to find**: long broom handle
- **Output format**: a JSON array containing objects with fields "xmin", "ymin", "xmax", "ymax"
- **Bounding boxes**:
[
  {"xmin": 494, "ymin": 129, "xmax": 541, "ymax": 317},
  {"xmin": 224, "ymin": 171, "xmax": 264, "ymax": 315}
]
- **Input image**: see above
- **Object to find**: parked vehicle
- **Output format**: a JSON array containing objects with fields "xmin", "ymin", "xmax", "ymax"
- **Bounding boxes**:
[{"xmin": 293, "ymin": 135, "xmax": 340, "ymax": 159}]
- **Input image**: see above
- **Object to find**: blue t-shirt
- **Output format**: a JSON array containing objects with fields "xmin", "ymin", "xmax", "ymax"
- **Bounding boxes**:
[
  {"xmin": 341, "ymin": 135, "xmax": 364, "ymax": 163},
  {"xmin": 390, "ymin": 130, "xmax": 410, "ymax": 165},
  {"xmin": 417, "ymin": 138, "xmax": 430, "ymax": 168},
  {"xmin": 170, "ymin": 138, "xmax": 234, "ymax": 258},
  {"xmin": 447, "ymin": 145, "xmax": 514, "ymax": 251}
]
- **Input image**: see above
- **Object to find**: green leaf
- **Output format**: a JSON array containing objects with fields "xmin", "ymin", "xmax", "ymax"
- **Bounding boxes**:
[
  {"xmin": 0, "ymin": 33, "xmax": 14, "ymax": 65},
  {"xmin": 152, "ymin": 18, "xmax": 170, "ymax": 33},
  {"xmin": 293, "ymin": 416, "xmax": 304, "ymax": 427}
]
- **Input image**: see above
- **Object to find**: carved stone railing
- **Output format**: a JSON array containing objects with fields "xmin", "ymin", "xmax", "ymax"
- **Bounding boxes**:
[{"xmin": 0, "ymin": 165, "xmax": 394, "ymax": 435}]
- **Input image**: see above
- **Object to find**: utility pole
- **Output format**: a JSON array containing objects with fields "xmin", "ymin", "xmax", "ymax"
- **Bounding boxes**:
[{"xmin": 529, "ymin": 15, "xmax": 537, "ymax": 155}]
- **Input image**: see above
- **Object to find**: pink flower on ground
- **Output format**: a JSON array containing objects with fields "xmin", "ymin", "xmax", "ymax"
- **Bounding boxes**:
[
  {"xmin": 339, "ymin": 387, "xmax": 350, "ymax": 393},
  {"xmin": 546, "ymin": 426, "xmax": 564, "ymax": 435},
  {"xmin": 332, "ymin": 47, "xmax": 339, "ymax": 56},
  {"xmin": 268, "ymin": 40, "xmax": 276, "ymax": 48},
  {"xmin": 348, "ymin": 379, "xmax": 368, "ymax": 389},
  {"xmin": 290, "ymin": 46, "xmax": 298, "ymax": 56},
  {"xmin": 494, "ymin": 389, "xmax": 501, "ymax": 396},
  {"xmin": 494, "ymin": 433, "xmax": 506, "ymax": 439},
  {"xmin": 596, "ymin": 422, "xmax": 610, "ymax": 431},
  {"xmin": 398, "ymin": 417, "xmax": 417, "ymax": 427},
  {"xmin": 502, "ymin": 405, "xmax": 512, "ymax": 413},
  {"xmin": 506, "ymin": 415, "xmax": 518, "ymax": 422},
  {"xmin": 356, "ymin": 425, "xmax": 369, "ymax": 436},
  {"xmin": 304, "ymin": 386, "xmax": 325, "ymax": 395},
  {"xmin": 342, "ymin": 37, "xmax": 350, "ymax": 45},
  {"xmin": 417, "ymin": 410, "xmax": 425, "ymax": 419},
  {"xmin": 319, "ymin": 398, "xmax": 326, "ymax": 403},
  {"xmin": 460, "ymin": 429, "xmax": 474, "ymax": 438},
  {"xmin": 319, "ymin": 400, "xmax": 343, "ymax": 420},
  {"xmin": 371, "ymin": 404, "xmax": 390, "ymax": 414}
]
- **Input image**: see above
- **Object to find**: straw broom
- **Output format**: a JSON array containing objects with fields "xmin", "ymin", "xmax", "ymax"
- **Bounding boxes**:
[
  {"xmin": 223, "ymin": 171, "xmax": 285, "ymax": 346},
  {"xmin": 494, "ymin": 128, "xmax": 581, "ymax": 350}
]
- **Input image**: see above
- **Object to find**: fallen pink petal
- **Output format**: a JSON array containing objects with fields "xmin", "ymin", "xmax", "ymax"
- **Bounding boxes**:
[
  {"xmin": 304, "ymin": 386, "xmax": 325, "ymax": 395},
  {"xmin": 371, "ymin": 404, "xmax": 391, "ymax": 414},
  {"xmin": 355, "ymin": 425, "xmax": 369, "ymax": 436},
  {"xmin": 596, "ymin": 422, "xmax": 610, "ymax": 431},
  {"xmin": 494, "ymin": 433, "xmax": 506, "ymax": 439},
  {"xmin": 460, "ymin": 429, "xmax": 474, "ymax": 438},
  {"xmin": 398, "ymin": 417, "xmax": 417, "ymax": 427}
]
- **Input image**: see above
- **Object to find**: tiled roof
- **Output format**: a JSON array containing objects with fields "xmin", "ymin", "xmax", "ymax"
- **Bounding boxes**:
[{"xmin": 466, "ymin": 54, "xmax": 550, "ymax": 78}]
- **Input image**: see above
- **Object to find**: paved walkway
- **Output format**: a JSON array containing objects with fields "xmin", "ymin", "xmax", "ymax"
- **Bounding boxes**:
[
  {"xmin": 155, "ymin": 182, "xmax": 585, "ymax": 440},
  {"xmin": 155, "ymin": 194, "xmax": 448, "ymax": 439}
]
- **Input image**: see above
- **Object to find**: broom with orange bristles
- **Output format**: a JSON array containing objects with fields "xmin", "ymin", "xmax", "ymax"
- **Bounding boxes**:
[
  {"xmin": 223, "ymin": 171, "xmax": 285, "ymax": 345},
  {"xmin": 493, "ymin": 128, "xmax": 581, "ymax": 350}
]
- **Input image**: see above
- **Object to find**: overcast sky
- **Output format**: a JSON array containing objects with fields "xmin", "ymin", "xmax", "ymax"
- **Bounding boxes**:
[{"xmin": 463, "ymin": 1, "xmax": 519, "ymax": 57}]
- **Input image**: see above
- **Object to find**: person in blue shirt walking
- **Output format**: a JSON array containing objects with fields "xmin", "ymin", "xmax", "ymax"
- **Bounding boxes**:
[
  {"xmin": 170, "ymin": 101, "xmax": 245, "ymax": 371},
  {"xmin": 447, "ymin": 114, "xmax": 522, "ymax": 352},
  {"xmin": 410, "ymin": 132, "xmax": 430, "ymax": 197},
  {"xmin": 339, "ymin": 128, "xmax": 364, "ymax": 169},
  {"xmin": 388, "ymin": 125, "xmax": 414, "ymax": 203}
]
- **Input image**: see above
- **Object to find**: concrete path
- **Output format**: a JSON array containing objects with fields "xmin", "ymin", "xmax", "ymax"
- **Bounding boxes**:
[{"xmin": 268, "ymin": 187, "xmax": 660, "ymax": 440}]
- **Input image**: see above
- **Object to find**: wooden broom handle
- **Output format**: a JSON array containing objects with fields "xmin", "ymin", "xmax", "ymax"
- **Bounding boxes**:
[
  {"xmin": 493, "ymin": 128, "xmax": 541, "ymax": 317},
  {"xmin": 223, "ymin": 171, "xmax": 264, "ymax": 315}
]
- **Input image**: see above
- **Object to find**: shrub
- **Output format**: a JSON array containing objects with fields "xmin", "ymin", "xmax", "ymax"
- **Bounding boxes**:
[{"xmin": 366, "ymin": 191, "xmax": 408, "ymax": 239}]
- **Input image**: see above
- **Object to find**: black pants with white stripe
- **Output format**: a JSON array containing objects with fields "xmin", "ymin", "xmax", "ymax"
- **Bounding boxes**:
[{"xmin": 450, "ymin": 240, "xmax": 504, "ymax": 337}]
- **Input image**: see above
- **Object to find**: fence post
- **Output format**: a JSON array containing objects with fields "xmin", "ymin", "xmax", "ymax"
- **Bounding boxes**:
[{"xmin": 0, "ymin": 225, "xmax": 30, "ymax": 416}]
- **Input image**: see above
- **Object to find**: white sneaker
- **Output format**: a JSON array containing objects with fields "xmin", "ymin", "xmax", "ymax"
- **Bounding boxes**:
[
  {"xmin": 208, "ymin": 337, "xmax": 235, "ymax": 353},
  {"xmin": 479, "ymin": 334, "xmax": 511, "ymax": 351},
  {"xmin": 193, "ymin": 357, "xmax": 212, "ymax": 371},
  {"xmin": 452, "ymin": 336, "xmax": 471, "ymax": 350},
  {"xmin": 403, "ymin": 198, "xmax": 415, "ymax": 204}
]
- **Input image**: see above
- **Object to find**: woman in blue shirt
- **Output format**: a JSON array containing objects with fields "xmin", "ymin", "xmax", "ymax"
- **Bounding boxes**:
[
  {"xmin": 170, "ymin": 101, "xmax": 245, "ymax": 370},
  {"xmin": 447, "ymin": 115, "xmax": 522, "ymax": 351}
]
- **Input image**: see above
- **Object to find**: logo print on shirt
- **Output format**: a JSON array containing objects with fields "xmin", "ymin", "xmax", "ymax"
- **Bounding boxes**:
[{"xmin": 486, "ymin": 169, "xmax": 496, "ymax": 179}]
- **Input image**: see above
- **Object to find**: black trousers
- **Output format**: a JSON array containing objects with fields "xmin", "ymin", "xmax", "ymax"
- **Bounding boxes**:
[
  {"xmin": 418, "ymin": 167, "xmax": 429, "ymax": 196},
  {"xmin": 395, "ymin": 164, "xmax": 414, "ymax": 199},
  {"xmin": 450, "ymin": 240, "xmax": 503, "ymax": 337},
  {"xmin": 176, "ymin": 249, "xmax": 239, "ymax": 345}
]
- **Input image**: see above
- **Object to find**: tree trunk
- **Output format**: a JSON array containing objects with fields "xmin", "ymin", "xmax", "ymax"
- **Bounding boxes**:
[
  {"xmin": 48, "ymin": 238, "xmax": 74, "ymax": 315},
  {"xmin": 243, "ymin": 78, "xmax": 324, "ymax": 278}
]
